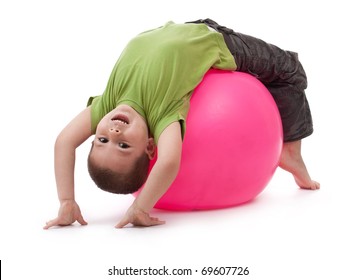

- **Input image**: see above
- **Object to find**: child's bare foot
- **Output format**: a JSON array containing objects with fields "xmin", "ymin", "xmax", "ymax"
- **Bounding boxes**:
[{"xmin": 279, "ymin": 140, "xmax": 320, "ymax": 190}]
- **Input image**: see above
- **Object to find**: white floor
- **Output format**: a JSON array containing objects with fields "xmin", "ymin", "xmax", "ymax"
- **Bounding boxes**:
[{"xmin": 1, "ymin": 1, "xmax": 355, "ymax": 279}]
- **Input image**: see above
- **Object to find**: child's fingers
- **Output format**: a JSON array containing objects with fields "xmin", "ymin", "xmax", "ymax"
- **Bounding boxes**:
[
  {"xmin": 115, "ymin": 217, "xmax": 130, "ymax": 229},
  {"xmin": 76, "ymin": 214, "xmax": 88, "ymax": 226},
  {"xmin": 149, "ymin": 217, "xmax": 165, "ymax": 226},
  {"xmin": 43, "ymin": 218, "xmax": 59, "ymax": 230}
]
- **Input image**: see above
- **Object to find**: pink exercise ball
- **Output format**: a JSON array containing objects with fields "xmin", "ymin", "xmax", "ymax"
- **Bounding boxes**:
[{"xmin": 146, "ymin": 69, "xmax": 282, "ymax": 210}]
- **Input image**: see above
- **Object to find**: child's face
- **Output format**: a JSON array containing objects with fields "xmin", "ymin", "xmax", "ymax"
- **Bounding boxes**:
[{"xmin": 90, "ymin": 105, "xmax": 154, "ymax": 173}]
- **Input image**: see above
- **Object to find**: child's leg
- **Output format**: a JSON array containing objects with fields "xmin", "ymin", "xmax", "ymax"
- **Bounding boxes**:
[
  {"xmin": 238, "ymin": 35, "xmax": 319, "ymax": 189},
  {"xmin": 189, "ymin": 19, "xmax": 319, "ymax": 189},
  {"xmin": 267, "ymin": 84, "xmax": 319, "ymax": 190}
]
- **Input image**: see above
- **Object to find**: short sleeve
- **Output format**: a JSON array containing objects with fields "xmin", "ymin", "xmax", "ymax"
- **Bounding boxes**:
[
  {"xmin": 152, "ymin": 99, "xmax": 189, "ymax": 144},
  {"xmin": 87, "ymin": 95, "xmax": 104, "ymax": 134}
]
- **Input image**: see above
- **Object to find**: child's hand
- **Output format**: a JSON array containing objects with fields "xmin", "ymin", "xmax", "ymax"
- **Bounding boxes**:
[
  {"xmin": 115, "ymin": 202, "xmax": 165, "ymax": 228},
  {"xmin": 43, "ymin": 200, "xmax": 87, "ymax": 229}
]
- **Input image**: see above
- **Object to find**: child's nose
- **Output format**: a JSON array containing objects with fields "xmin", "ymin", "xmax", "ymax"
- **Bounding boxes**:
[{"xmin": 109, "ymin": 128, "xmax": 121, "ymax": 133}]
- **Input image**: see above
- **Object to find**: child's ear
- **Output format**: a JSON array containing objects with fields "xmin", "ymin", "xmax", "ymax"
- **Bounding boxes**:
[{"xmin": 145, "ymin": 137, "xmax": 156, "ymax": 160}]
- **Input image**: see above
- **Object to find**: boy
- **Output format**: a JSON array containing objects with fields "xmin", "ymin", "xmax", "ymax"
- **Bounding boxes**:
[{"xmin": 44, "ymin": 19, "xmax": 319, "ymax": 229}]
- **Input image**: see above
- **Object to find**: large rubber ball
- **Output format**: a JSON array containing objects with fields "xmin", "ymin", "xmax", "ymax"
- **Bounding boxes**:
[{"xmin": 150, "ymin": 69, "xmax": 282, "ymax": 210}]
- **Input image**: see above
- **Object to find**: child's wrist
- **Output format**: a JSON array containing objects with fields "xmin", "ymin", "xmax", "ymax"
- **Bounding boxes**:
[
  {"xmin": 132, "ymin": 199, "xmax": 150, "ymax": 214},
  {"xmin": 59, "ymin": 198, "xmax": 75, "ymax": 205}
]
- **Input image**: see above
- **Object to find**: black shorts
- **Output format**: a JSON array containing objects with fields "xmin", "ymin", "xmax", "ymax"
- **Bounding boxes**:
[{"xmin": 188, "ymin": 19, "xmax": 314, "ymax": 142}]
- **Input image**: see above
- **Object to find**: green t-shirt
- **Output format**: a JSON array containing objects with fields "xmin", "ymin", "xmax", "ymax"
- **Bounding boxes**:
[{"xmin": 87, "ymin": 21, "xmax": 237, "ymax": 143}]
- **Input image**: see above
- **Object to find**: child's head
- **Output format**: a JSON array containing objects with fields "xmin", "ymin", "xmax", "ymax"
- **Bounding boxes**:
[{"xmin": 87, "ymin": 105, "xmax": 155, "ymax": 194}]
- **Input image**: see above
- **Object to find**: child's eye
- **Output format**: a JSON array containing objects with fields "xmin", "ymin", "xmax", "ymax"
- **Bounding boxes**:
[
  {"xmin": 98, "ymin": 137, "xmax": 108, "ymax": 143},
  {"xmin": 119, "ymin": 142, "xmax": 130, "ymax": 149}
]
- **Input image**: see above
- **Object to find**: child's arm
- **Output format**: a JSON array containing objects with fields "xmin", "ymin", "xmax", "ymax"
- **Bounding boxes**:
[
  {"xmin": 44, "ymin": 107, "xmax": 93, "ymax": 229},
  {"xmin": 116, "ymin": 121, "xmax": 182, "ymax": 228}
]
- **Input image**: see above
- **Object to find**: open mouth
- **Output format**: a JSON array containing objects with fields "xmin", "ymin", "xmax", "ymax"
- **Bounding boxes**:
[{"xmin": 111, "ymin": 114, "xmax": 129, "ymax": 125}]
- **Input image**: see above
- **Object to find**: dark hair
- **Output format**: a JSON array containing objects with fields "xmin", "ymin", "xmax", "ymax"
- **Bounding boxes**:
[{"xmin": 87, "ymin": 150, "xmax": 150, "ymax": 194}]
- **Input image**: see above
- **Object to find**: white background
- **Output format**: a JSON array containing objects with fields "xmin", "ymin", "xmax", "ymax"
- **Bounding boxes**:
[{"xmin": 1, "ymin": 0, "xmax": 355, "ymax": 279}]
